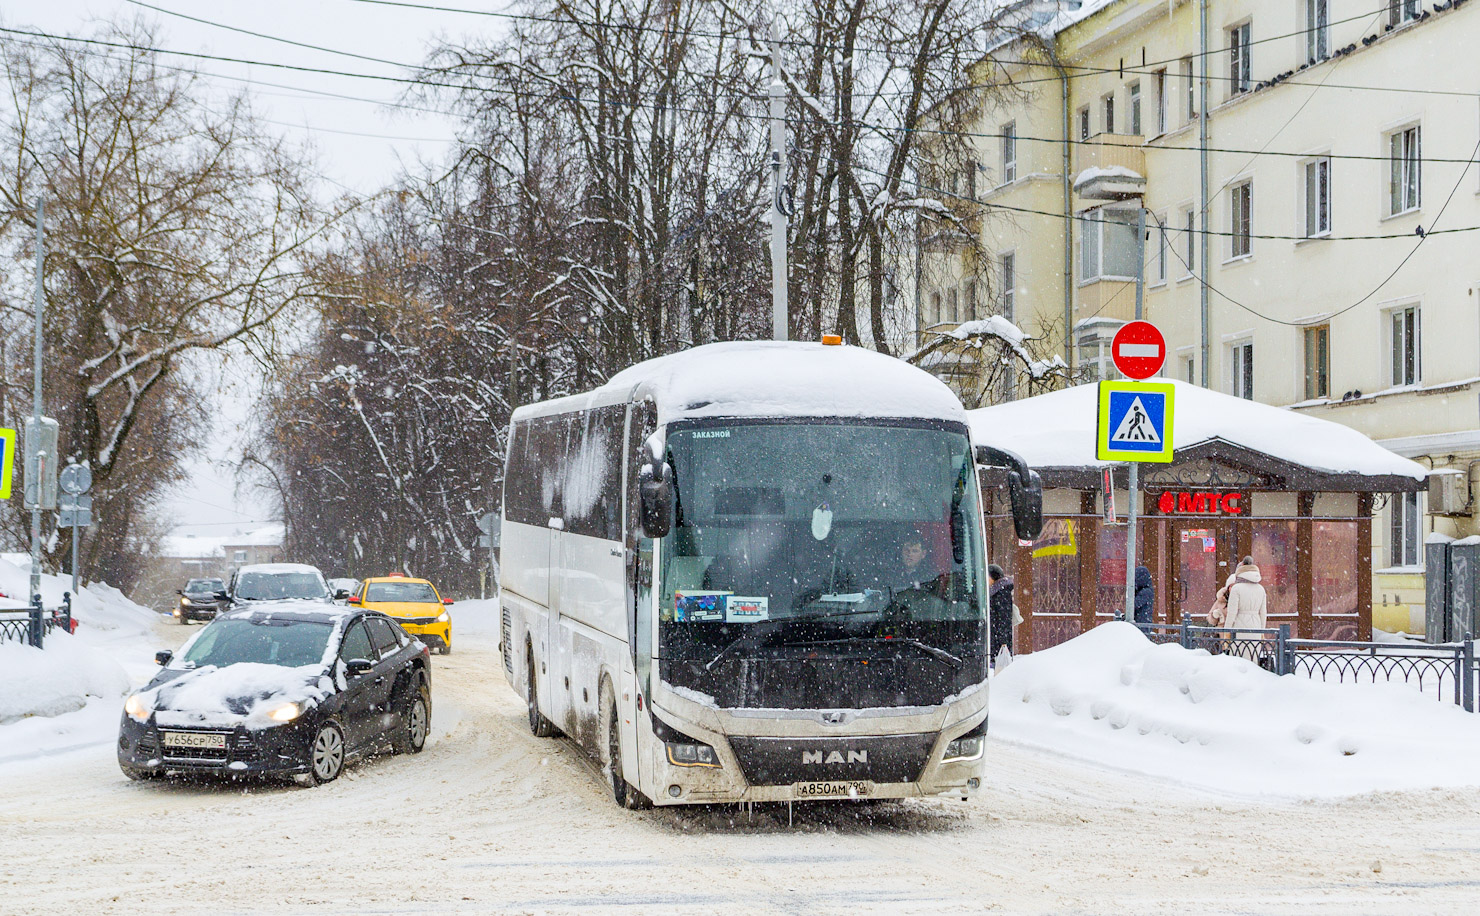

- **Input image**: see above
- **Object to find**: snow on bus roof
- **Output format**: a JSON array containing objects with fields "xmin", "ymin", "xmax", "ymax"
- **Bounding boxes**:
[
  {"xmin": 968, "ymin": 380, "xmax": 1425, "ymax": 480},
  {"xmin": 518, "ymin": 341, "xmax": 967, "ymax": 424}
]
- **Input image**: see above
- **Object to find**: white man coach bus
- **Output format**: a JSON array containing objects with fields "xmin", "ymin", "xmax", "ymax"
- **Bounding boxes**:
[{"xmin": 497, "ymin": 340, "xmax": 1042, "ymax": 807}]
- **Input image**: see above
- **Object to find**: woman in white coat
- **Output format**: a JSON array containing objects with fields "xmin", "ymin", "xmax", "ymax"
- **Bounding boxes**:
[{"xmin": 1222, "ymin": 557, "xmax": 1268, "ymax": 630}]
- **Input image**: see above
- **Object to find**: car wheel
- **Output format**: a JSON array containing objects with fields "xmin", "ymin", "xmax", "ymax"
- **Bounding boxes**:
[
  {"xmin": 439, "ymin": 644, "xmax": 451, "ymax": 656},
  {"xmin": 526, "ymin": 648, "xmax": 557, "ymax": 738},
  {"xmin": 393, "ymin": 681, "xmax": 431, "ymax": 755},
  {"xmin": 120, "ymin": 764, "xmax": 158, "ymax": 782},
  {"xmin": 603, "ymin": 682, "xmax": 651, "ymax": 810},
  {"xmin": 176, "ymin": 613, "xmax": 188, "ymax": 625},
  {"xmin": 306, "ymin": 721, "xmax": 346, "ymax": 785}
]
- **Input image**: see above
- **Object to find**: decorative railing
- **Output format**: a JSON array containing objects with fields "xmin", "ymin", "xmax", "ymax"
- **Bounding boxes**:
[{"xmin": 0, "ymin": 593, "xmax": 74, "ymax": 648}]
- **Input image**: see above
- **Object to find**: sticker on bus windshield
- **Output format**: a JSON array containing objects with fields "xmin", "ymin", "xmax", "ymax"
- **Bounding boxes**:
[
  {"xmin": 725, "ymin": 596, "xmax": 769, "ymax": 624},
  {"xmin": 674, "ymin": 591, "xmax": 729, "ymax": 622}
]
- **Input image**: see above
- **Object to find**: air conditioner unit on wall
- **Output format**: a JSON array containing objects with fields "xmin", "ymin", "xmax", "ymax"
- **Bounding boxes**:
[{"xmin": 1429, "ymin": 469, "xmax": 1470, "ymax": 517}]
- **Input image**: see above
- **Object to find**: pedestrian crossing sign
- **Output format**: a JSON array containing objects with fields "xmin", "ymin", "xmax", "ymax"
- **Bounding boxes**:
[
  {"xmin": 1096, "ymin": 381, "xmax": 1175, "ymax": 463},
  {"xmin": 0, "ymin": 427, "xmax": 13, "ymax": 499}
]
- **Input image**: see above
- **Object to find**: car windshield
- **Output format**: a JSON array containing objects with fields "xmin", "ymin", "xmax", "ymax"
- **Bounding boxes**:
[
  {"xmin": 235, "ymin": 571, "xmax": 327, "ymax": 601},
  {"xmin": 179, "ymin": 618, "xmax": 333, "ymax": 668},
  {"xmin": 656, "ymin": 421, "xmax": 987, "ymax": 665},
  {"xmin": 185, "ymin": 579, "xmax": 224, "ymax": 593},
  {"xmin": 366, "ymin": 582, "xmax": 439, "ymax": 603}
]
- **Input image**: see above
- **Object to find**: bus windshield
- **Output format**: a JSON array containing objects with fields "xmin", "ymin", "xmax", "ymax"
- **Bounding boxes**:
[{"xmin": 656, "ymin": 421, "xmax": 988, "ymax": 707}]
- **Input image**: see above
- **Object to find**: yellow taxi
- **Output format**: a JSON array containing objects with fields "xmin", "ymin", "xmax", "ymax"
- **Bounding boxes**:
[{"xmin": 351, "ymin": 574, "xmax": 454, "ymax": 654}]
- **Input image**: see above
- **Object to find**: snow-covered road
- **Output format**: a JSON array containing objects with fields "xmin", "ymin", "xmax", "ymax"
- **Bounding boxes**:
[{"xmin": 4, "ymin": 628, "xmax": 1479, "ymax": 915}]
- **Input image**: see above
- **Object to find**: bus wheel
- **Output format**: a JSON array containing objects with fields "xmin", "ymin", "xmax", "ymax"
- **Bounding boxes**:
[
  {"xmin": 526, "ymin": 647, "xmax": 557, "ymax": 738},
  {"xmin": 603, "ymin": 682, "xmax": 651, "ymax": 810}
]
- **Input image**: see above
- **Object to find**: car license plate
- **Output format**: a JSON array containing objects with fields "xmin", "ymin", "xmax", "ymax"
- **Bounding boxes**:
[
  {"xmin": 795, "ymin": 780, "xmax": 870, "ymax": 799},
  {"xmin": 161, "ymin": 731, "xmax": 227, "ymax": 749}
]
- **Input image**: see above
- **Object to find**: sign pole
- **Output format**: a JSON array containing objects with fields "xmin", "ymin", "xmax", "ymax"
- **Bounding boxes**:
[
  {"xmin": 29, "ymin": 193, "xmax": 44, "ymax": 606},
  {"xmin": 769, "ymin": 18, "xmax": 789, "ymax": 342},
  {"xmin": 1123, "ymin": 215, "xmax": 1147, "ymax": 624}
]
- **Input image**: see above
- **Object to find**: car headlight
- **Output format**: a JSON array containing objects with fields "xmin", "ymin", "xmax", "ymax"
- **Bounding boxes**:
[
  {"xmin": 437, "ymin": 611, "xmax": 450, "ymax": 623},
  {"xmin": 267, "ymin": 702, "xmax": 302, "ymax": 723},
  {"xmin": 942, "ymin": 735, "xmax": 985, "ymax": 763},
  {"xmin": 665, "ymin": 741, "xmax": 720, "ymax": 768},
  {"xmin": 124, "ymin": 694, "xmax": 152, "ymax": 723}
]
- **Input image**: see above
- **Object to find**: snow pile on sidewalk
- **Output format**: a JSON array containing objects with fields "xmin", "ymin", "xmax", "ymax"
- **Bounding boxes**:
[
  {"xmin": 448, "ymin": 597, "xmax": 501, "ymax": 640},
  {"xmin": 990, "ymin": 622, "xmax": 1480, "ymax": 798},
  {"xmin": 0, "ymin": 556, "xmax": 160, "ymax": 725}
]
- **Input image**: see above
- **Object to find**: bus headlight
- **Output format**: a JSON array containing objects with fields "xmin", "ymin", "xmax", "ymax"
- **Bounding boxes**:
[
  {"xmin": 666, "ymin": 741, "xmax": 720, "ymax": 768},
  {"xmin": 942, "ymin": 735, "xmax": 984, "ymax": 763}
]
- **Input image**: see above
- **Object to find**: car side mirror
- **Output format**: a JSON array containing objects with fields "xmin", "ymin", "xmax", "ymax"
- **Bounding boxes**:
[
  {"xmin": 333, "ymin": 589, "xmax": 350, "ymax": 600},
  {"xmin": 155, "ymin": 650, "xmax": 173, "ymax": 667},
  {"xmin": 639, "ymin": 454, "xmax": 673, "ymax": 539},
  {"xmin": 975, "ymin": 444, "xmax": 1045, "ymax": 542},
  {"xmin": 442, "ymin": 598, "xmax": 454, "ymax": 606},
  {"xmin": 175, "ymin": 589, "xmax": 183, "ymax": 596},
  {"xmin": 213, "ymin": 590, "xmax": 228, "ymax": 601},
  {"xmin": 345, "ymin": 658, "xmax": 374, "ymax": 677}
]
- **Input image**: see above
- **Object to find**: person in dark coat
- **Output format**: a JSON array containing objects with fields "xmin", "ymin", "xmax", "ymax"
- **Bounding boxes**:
[
  {"xmin": 988, "ymin": 564, "xmax": 1014, "ymax": 660},
  {"xmin": 1133, "ymin": 565, "xmax": 1155, "ymax": 624}
]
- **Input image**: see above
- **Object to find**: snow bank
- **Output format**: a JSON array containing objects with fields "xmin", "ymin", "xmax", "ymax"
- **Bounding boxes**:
[
  {"xmin": 990, "ymin": 622, "xmax": 1480, "ymax": 798},
  {"xmin": 0, "ymin": 634, "xmax": 130, "ymax": 722}
]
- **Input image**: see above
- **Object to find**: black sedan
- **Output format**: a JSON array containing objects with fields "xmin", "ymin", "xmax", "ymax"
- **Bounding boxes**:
[
  {"xmin": 118, "ymin": 604, "xmax": 432, "ymax": 785},
  {"xmin": 173, "ymin": 577, "xmax": 228, "ymax": 625}
]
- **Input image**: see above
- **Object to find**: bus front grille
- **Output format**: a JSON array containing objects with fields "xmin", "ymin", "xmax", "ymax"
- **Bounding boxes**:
[{"xmin": 726, "ymin": 733, "xmax": 936, "ymax": 786}]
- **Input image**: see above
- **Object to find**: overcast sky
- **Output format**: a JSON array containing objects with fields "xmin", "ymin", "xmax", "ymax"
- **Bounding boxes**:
[{"xmin": 13, "ymin": 0, "xmax": 486, "ymax": 535}]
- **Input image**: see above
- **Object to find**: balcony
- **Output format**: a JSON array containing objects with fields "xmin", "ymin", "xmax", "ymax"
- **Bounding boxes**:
[{"xmin": 1074, "ymin": 133, "xmax": 1146, "ymax": 201}]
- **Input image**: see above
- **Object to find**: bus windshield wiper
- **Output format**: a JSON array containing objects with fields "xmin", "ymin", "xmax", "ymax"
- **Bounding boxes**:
[{"xmin": 783, "ymin": 635, "xmax": 963, "ymax": 668}]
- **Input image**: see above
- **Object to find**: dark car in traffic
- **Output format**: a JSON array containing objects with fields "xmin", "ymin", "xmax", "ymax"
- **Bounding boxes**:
[
  {"xmin": 173, "ymin": 577, "xmax": 228, "ymax": 625},
  {"xmin": 117, "ymin": 604, "xmax": 432, "ymax": 785}
]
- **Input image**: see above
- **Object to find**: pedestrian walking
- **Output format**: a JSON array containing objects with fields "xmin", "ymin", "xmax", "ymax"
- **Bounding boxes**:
[
  {"xmin": 988, "ymin": 564, "xmax": 1015, "ymax": 662},
  {"xmin": 1133, "ymin": 565, "xmax": 1154, "ymax": 624},
  {"xmin": 1223, "ymin": 556, "xmax": 1268, "ymax": 630}
]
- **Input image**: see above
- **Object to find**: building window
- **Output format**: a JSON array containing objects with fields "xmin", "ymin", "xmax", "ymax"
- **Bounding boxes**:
[
  {"xmin": 1389, "ymin": 125, "xmax": 1421, "ymax": 215},
  {"xmin": 1303, "ymin": 324, "xmax": 1329, "ymax": 399},
  {"xmin": 964, "ymin": 280, "xmax": 978, "ymax": 322},
  {"xmin": 1153, "ymin": 69, "xmax": 1167, "ymax": 135},
  {"xmin": 1229, "ymin": 340, "xmax": 1254, "ymax": 400},
  {"xmin": 946, "ymin": 288, "xmax": 959, "ymax": 323},
  {"xmin": 1077, "ymin": 323, "xmax": 1124, "ymax": 382},
  {"xmin": 1183, "ymin": 356, "xmax": 1196, "ymax": 384},
  {"xmin": 1153, "ymin": 211, "xmax": 1168, "ymax": 283},
  {"xmin": 1389, "ymin": 0, "xmax": 1421, "ymax": 26},
  {"xmin": 1001, "ymin": 122, "xmax": 1016, "ymax": 185},
  {"xmin": 1183, "ymin": 208, "xmax": 1197, "ymax": 275},
  {"xmin": 1181, "ymin": 56, "xmax": 1195, "ymax": 121},
  {"xmin": 966, "ymin": 159, "xmax": 978, "ymax": 199},
  {"xmin": 1000, "ymin": 252, "xmax": 1016, "ymax": 319},
  {"xmin": 1302, "ymin": 157, "xmax": 1331, "ymax": 238},
  {"xmin": 1307, "ymin": 0, "xmax": 1329, "ymax": 63},
  {"xmin": 1079, "ymin": 208, "xmax": 1139, "ymax": 281},
  {"xmin": 928, "ymin": 291, "xmax": 941, "ymax": 325},
  {"xmin": 1102, "ymin": 93, "xmax": 1115, "ymax": 134},
  {"xmin": 1390, "ymin": 491, "xmax": 1420, "ymax": 567},
  {"xmin": 233, "ymin": 549, "xmax": 248, "ymax": 563},
  {"xmin": 1230, "ymin": 180, "xmax": 1252, "ymax": 258},
  {"xmin": 1128, "ymin": 81, "xmax": 1142, "ymax": 136},
  {"xmin": 1228, "ymin": 22, "xmax": 1252, "ymax": 96},
  {"xmin": 1078, "ymin": 106, "xmax": 1091, "ymax": 141},
  {"xmin": 1390, "ymin": 304, "xmax": 1421, "ymax": 386}
]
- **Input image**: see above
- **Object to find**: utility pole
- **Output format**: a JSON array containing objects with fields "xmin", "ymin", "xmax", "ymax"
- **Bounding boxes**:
[
  {"xmin": 1198, "ymin": 0, "xmax": 1211, "ymax": 387},
  {"xmin": 29, "ymin": 193, "xmax": 44, "ymax": 605},
  {"xmin": 769, "ymin": 18, "xmax": 789, "ymax": 342},
  {"xmin": 1124, "ymin": 208, "xmax": 1146, "ymax": 621}
]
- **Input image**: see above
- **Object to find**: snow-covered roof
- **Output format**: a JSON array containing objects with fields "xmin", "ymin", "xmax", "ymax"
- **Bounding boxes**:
[
  {"xmin": 968, "ymin": 380, "xmax": 1426, "ymax": 482},
  {"xmin": 158, "ymin": 524, "xmax": 284, "ymax": 560},
  {"xmin": 522, "ymin": 341, "xmax": 968, "ymax": 426}
]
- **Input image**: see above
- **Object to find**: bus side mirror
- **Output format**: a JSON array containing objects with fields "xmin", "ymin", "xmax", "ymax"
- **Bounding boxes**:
[
  {"xmin": 975, "ymin": 444, "xmax": 1044, "ymax": 542},
  {"xmin": 639, "ymin": 459, "xmax": 672, "ymax": 539}
]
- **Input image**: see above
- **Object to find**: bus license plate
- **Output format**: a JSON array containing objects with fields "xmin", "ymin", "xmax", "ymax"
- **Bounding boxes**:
[
  {"xmin": 795, "ymin": 780, "xmax": 870, "ymax": 799},
  {"xmin": 162, "ymin": 731, "xmax": 226, "ymax": 749}
]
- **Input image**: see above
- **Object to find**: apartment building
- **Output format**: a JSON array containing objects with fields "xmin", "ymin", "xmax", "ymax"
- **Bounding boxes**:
[{"xmin": 916, "ymin": 0, "xmax": 1480, "ymax": 629}]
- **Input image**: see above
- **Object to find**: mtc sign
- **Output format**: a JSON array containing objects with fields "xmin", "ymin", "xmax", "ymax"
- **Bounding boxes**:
[{"xmin": 1156, "ymin": 491, "xmax": 1244, "ymax": 515}]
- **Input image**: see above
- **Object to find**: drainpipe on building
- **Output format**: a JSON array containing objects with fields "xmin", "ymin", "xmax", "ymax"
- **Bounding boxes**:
[
  {"xmin": 1198, "ymin": 0, "xmax": 1211, "ymax": 387},
  {"xmin": 1046, "ymin": 48, "xmax": 1074, "ymax": 370}
]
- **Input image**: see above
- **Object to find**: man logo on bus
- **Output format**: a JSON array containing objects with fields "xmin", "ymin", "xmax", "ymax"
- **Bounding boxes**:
[{"xmin": 802, "ymin": 750, "xmax": 868, "ymax": 765}]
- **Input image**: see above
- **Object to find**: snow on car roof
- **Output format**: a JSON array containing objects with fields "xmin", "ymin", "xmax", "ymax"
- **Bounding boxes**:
[
  {"xmin": 237, "ymin": 563, "xmax": 325, "ymax": 575},
  {"xmin": 515, "ymin": 341, "xmax": 968, "ymax": 425},
  {"xmin": 967, "ymin": 379, "xmax": 1426, "ymax": 480}
]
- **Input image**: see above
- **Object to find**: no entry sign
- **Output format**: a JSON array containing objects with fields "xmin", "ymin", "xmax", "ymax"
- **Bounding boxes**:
[{"xmin": 1111, "ymin": 321, "xmax": 1166, "ymax": 380}]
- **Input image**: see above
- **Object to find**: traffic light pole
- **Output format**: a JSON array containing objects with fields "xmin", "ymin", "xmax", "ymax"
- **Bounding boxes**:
[{"xmin": 30, "ymin": 193, "xmax": 44, "ymax": 606}]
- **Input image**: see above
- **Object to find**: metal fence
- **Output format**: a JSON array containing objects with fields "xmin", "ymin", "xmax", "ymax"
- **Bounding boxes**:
[
  {"xmin": 0, "ymin": 593, "xmax": 73, "ymax": 648},
  {"xmin": 1134, "ymin": 617, "xmax": 1478, "ymax": 712}
]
